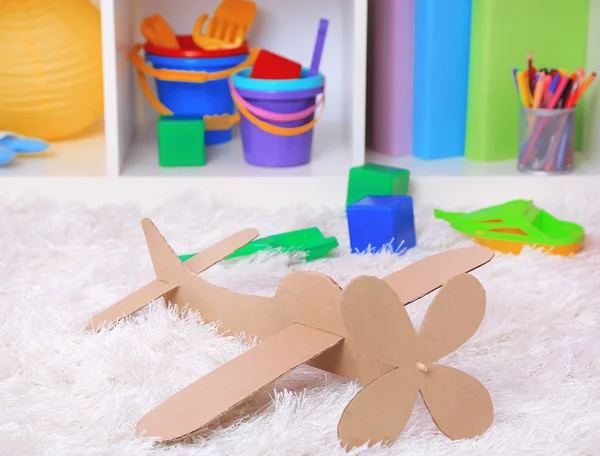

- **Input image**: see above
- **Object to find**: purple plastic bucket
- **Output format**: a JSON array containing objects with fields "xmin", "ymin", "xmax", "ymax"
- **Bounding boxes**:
[{"xmin": 231, "ymin": 68, "xmax": 325, "ymax": 168}]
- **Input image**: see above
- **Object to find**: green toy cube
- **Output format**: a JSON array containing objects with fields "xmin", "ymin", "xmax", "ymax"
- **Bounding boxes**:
[
  {"xmin": 346, "ymin": 163, "xmax": 410, "ymax": 206},
  {"xmin": 157, "ymin": 116, "xmax": 206, "ymax": 167}
]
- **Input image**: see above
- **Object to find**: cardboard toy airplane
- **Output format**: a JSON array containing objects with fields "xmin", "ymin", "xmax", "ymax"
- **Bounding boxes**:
[{"xmin": 87, "ymin": 219, "xmax": 495, "ymax": 449}]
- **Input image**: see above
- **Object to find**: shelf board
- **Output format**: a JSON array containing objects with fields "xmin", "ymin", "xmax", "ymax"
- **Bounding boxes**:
[
  {"xmin": 0, "ymin": 121, "xmax": 106, "ymax": 177},
  {"xmin": 121, "ymin": 123, "xmax": 352, "ymax": 178},
  {"xmin": 366, "ymin": 149, "xmax": 600, "ymax": 177}
]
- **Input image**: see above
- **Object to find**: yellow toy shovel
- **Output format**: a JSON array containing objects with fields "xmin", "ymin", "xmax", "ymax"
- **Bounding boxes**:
[
  {"xmin": 192, "ymin": 0, "xmax": 257, "ymax": 50},
  {"xmin": 141, "ymin": 14, "xmax": 180, "ymax": 49}
]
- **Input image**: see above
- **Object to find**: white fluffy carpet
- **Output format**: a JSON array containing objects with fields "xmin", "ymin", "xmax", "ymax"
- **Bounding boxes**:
[{"xmin": 1, "ymin": 191, "xmax": 599, "ymax": 456}]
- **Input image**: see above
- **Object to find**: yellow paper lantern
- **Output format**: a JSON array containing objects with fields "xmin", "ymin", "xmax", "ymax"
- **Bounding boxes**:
[{"xmin": 0, "ymin": 0, "xmax": 104, "ymax": 141}]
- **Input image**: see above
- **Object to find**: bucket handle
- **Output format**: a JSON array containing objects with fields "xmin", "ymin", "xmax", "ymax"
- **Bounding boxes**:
[
  {"xmin": 130, "ymin": 43, "xmax": 259, "ymax": 82},
  {"xmin": 230, "ymin": 79, "xmax": 326, "ymax": 137},
  {"xmin": 229, "ymin": 78, "xmax": 325, "ymax": 122},
  {"xmin": 129, "ymin": 43, "xmax": 257, "ymax": 130}
]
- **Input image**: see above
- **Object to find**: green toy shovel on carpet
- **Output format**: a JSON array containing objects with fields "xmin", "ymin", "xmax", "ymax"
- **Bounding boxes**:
[
  {"xmin": 435, "ymin": 200, "xmax": 584, "ymax": 256},
  {"xmin": 180, "ymin": 227, "xmax": 339, "ymax": 263}
]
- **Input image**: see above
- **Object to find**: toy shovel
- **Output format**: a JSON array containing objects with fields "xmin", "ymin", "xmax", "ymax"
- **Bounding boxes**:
[
  {"xmin": 0, "ymin": 133, "xmax": 50, "ymax": 166},
  {"xmin": 192, "ymin": 0, "xmax": 257, "ymax": 50},
  {"xmin": 141, "ymin": 14, "xmax": 180, "ymax": 49}
]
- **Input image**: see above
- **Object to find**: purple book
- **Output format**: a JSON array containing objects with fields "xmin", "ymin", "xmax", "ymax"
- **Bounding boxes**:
[{"xmin": 368, "ymin": 0, "xmax": 414, "ymax": 156}]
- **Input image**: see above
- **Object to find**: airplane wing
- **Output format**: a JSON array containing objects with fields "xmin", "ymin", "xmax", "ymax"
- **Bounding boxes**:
[
  {"xmin": 383, "ymin": 246, "xmax": 494, "ymax": 305},
  {"xmin": 136, "ymin": 324, "xmax": 343, "ymax": 442},
  {"xmin": 85, "ymin": 280, "xmax": 177, "ymax": 331},
  {"xmin": 184, "ymin": 229, "xmax": 260, "ymax": 276}
]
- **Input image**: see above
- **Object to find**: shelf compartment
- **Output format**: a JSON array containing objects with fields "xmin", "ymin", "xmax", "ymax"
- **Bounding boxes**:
[
  {"xmin": 103, "ymin": 0, "xmax": 367, "ymax": 177},
  {"xmin": 122, "ymin": 123, "xmax": 351, "ymax": 177}
]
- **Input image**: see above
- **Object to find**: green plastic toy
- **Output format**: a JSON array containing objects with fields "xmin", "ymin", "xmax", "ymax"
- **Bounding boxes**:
[
  {"xmin": 346, "ymin": 163, "xmax": 410, "ymax": 206},
  {"xmin": 435, "ymin": 199, "xmax": 584, "ymax": 256},
  {"xmin": 180, "ymin": 227, "xmax": 339, "ymax": 263},
  {"xmin": 157, "ymin": 116, "xmax": 206, "ymax": 167}
]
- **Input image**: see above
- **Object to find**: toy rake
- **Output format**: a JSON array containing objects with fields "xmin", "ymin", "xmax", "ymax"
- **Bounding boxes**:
[{"xmin": 192, "ymin": 0, "xmax": 257, "ymax": 50}]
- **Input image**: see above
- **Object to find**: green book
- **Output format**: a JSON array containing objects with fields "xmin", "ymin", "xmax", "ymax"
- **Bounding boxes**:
[{"xmin": 465, "ymin": 0, "xmax": 589, "ymax": 161}]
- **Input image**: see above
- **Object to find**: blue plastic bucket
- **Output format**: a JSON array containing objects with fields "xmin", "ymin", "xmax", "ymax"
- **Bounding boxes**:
[{"xmin": 145, "ymin": 53, "xmax": 248, "ymax": 145}]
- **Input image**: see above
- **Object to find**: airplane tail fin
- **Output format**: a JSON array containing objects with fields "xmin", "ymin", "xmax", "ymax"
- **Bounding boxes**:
[{"xmin": 141, "ymin": 218, "xmax": 184, "ymax": 281}]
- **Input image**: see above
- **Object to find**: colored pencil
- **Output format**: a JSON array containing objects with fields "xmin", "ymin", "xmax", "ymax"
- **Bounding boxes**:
[
  {"xmin": 517, "ymin": 71, "xmax": 532, "ymax": 107},
  {"xmin": 527, "ymin": 51, "xmax": 535, "ymax": 94},
  {"xmin": 547, "ymin": 74, "xmax": 560, "ymax": 99},
  {"xmin": 565, "ymin": 75, "xmax": 580, "ymax": 109},
  {"xmin": 532, "ymin": 71, "xmax": 546, "ymax": 109},
  {"xmin": 548, "ymin": 75, "xmax": 569, "ymax": 109},
  {"xmin": 573, "ymin": 72, "xmax": 597, "ymax": 105},
  {"xmin": 556, "ymin": 78, "xmax": 573, "ymax": 109},
  {"xmin": 542, "ymin": 75, "xmax": 553, "ymax": 108}
]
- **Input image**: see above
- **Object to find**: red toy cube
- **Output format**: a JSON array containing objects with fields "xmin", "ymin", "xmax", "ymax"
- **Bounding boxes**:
[{"xmin": 250, "ymin": 50, "xmax": 302, "ymax": 80}]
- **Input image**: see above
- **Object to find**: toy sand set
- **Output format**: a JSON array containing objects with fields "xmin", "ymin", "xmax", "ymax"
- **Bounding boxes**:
[{"xmin": 132, "ymin": 0, "xmax": 329, "ymax": 169}]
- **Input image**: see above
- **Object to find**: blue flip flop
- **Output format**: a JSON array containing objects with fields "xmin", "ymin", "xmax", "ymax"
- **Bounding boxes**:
[
  {"xmin": 0, "ymin": 132, "xmax": 50, "ymax": 154},
  {"xmin": 0, "ymin": 146, "xmax": 17, "ymax": 165}
]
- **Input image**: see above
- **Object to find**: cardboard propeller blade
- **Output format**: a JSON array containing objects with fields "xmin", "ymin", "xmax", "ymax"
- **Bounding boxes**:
[
  {"xmin": 418, "ymin": 273, "xmax": 486, "ymax": 362},
  {"xmin": 419, "ymin": 364, "xmax": 493, "ymax": 440},
  {"xmin": 184, "ymin": 229, "xmax": 260, "ymax": 276},
  {"xmin": 338, "ymin": 368, "xmax": 418, "ymax": 449},
  {"xmin": 137, "ymin": 324, "xmax": 343, "ymax": 442},
  {"xmin": 340, "ymin": 276, "xmax": 419, "ymax": 368},
  {"xmin": 85, "ymin": 280, "xmax": 177, "ymax": 331},
  {"xmin": 384, "ymin": 246, "xmax": 494, "ymax": 305}
]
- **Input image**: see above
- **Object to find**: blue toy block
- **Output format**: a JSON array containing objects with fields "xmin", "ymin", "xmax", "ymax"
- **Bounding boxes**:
[{"xmin": 346, "ymin": 195, "xmax": 416, "ymax": 254}]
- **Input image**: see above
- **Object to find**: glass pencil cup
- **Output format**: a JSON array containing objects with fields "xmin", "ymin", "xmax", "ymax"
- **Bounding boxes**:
[{"xmin": 518, "ymin": 108, "xmax": 575, "ymax": 174}]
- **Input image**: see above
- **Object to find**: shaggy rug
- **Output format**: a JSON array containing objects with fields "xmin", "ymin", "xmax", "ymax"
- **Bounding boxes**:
[{"xmin": 1, "ymin": 191, "xmax": 599, "ymax": 456}]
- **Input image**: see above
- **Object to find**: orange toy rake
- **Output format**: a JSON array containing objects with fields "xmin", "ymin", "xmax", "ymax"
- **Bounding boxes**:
[{"xmin": 192, "ymin": 0, "xmax": 258, "ymax": 50}]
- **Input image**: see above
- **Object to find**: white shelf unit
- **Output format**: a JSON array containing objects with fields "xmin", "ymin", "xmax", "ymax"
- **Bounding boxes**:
[
  {"xmin": 5, "ymin": 0, "xmax": 600, "ymax": 208},
  {"xmin": 102, "ymin": 0, "xmax": 367, "ymax": 179}
]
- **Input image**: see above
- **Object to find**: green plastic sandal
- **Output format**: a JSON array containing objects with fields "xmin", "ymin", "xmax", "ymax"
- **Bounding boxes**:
[{"xmin": 435, "ymin": 200, "xmax": 584, "ymax": 256}]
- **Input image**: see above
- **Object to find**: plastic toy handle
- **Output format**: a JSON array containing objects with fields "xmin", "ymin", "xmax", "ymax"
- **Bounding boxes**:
[
  {"xmin": 231, "ymin": 80, "xmax": 326, "ymax": 137},
  {"xmin": 229, "ymin": 78, "xmax": 324, "ymax": 122},
  {"xmin": 129, "ymin": 43, "xmax": 258, "ymax": 83},
  {"xmin": 129, "ymin": 43, "xmax": 254, "ymax": 128},
  {"xmin": 204, "ymin": 112, "xmax": 240, "ymax": 131},
  {"xmin": 191, "ymin": 14, "xmax": 210, "ymax": 46},
  {"xmin": 141, "ymin": 14, "xmax": 180, "ymax": 49}
]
